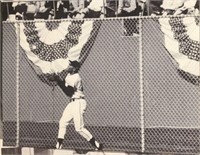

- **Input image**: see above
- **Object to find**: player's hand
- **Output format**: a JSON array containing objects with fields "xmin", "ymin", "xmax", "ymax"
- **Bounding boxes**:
[
  {"xmin": 55, "ymin": 75, "xmax": 62, "ymax": 81},
  {"xmin": 46, "ymin": 73, "xmax": 55, "ymax": 81}
]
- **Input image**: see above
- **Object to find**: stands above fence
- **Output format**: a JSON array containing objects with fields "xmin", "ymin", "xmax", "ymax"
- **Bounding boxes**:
[{"xmin": 1, "ymin": 0, "xmax": 200, "ymax": 21}]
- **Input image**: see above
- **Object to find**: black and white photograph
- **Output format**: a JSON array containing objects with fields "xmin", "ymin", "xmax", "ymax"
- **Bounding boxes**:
[{"xmin": 0, "ymin": 0, "xmax": 200, "ymax": 155}]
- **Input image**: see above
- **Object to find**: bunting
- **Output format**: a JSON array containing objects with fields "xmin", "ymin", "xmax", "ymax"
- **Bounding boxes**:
[
  {"xmin": 19, "ymin": 20, "xmax": 102, "ymax": 85},
  {"xmin": 159, "ymin": 16, "xmax": 200, "ymax": 84}
]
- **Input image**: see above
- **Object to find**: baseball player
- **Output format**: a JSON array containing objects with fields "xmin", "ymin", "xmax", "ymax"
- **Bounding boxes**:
[{"xmin": 55, "ymin": 60, "xmax": 103, "ymax": 151}]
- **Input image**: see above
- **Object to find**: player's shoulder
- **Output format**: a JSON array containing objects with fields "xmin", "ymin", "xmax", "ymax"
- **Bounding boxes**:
[
  {"xmin": 71, "ymin": 73, "xmax": 81, "ymax": 79},
  {"xmin": 75, "ymin": 73, "xmax": 81, "ymax": 79}
]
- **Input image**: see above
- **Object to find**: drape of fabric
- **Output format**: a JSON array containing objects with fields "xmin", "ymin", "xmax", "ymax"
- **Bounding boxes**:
[
  {"xmin": 19, "ymin": 20, "xmax": 102, "ymax": 86},
  {"xmin": 159, "ymin": 16, "xmax": 200, "ymax": 84}
]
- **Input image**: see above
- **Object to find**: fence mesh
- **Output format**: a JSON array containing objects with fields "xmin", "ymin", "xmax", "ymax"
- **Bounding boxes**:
[
  {"xmin": 2, "ymin": 23, "xmax": 18, "ymax": 146},
  {"xmin": 142, "ymin": 17, "xmax": 200, "ymax": 154},
  {"xmin": 2, "ymin": 16, "xmax": 200, "ymax": 154}
]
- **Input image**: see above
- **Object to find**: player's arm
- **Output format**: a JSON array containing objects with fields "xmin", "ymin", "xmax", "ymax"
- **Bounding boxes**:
[
  {"xmin": 57, "ymin": 81, "xmax": 76, "ymax": 97},
  {"xmin": 56, "ymin": 76, "xmax": 76, "ymax": 97}
]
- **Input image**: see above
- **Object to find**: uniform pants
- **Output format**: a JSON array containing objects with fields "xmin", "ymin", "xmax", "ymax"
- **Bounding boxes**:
[{"xmin": 58, "ymin": 99, "xmax": 93, "ymax": 141}]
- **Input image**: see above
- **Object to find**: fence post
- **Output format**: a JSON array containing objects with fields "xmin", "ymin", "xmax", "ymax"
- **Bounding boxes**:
[
  {"xmin": 0, "ymin": 1, "xmax": 3, "ymax": 143},
  {"xmin": 16, "ymin": 22, "xmax": 20, "ymax": 147},
  {"xmin": 139, "ymin": 17, "xmax": 144, "ymax": 153}
]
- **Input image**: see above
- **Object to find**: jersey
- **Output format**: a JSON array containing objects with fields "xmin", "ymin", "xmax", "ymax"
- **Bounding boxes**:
[{"xmin": 65, "ymin": 73, "xmax": 85, "ymax": 99}]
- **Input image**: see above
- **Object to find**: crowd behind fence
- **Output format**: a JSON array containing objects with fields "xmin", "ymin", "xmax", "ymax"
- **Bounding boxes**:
[{"xmin": 1, "ymin": 0, "xmax": 200, "ymax": 21}]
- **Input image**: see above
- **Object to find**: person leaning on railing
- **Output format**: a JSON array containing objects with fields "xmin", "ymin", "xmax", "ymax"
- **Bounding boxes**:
[
  {"xmin": 12, "ymin": 2, "xmax": 30, "ymax": 20},
  {"xmin": 34, "ymin": 1, "xmax": 54, "ymax": 20},
  {"xmin": 68, "ymin": 0, "xmax": 85, "ymax": 18},
  {"xmin": 12, "ymin": 1, "xmax": 53, "ymax": 20},
  {"xmin": 116, "ymin": 0, "xmax": 146, "ymax": 17},
  {"xmin": 75, "ymin": 0, "xmax": 105, "ymax": 19},
  {"xmin": 161, "ymin": 0, "xmax": 198, "ymax": 15},
  {"xmin": 54, "ymin": 0, "xmax": 85, "ymax": 19}
]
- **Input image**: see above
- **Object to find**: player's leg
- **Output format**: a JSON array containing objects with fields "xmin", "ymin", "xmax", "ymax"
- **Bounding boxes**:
[
  {"xmin": 73, "ymin": 99, "xmax": 103, "ymax": 150},
  {"xmin": 56, "ymin": 102, "xmax": 73, "ymax": 149}
]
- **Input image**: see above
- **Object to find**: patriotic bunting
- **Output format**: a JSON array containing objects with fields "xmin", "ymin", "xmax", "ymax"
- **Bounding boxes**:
[
  {"xmin": 19, "ymin": 20, "xmax": 102, "ymax": 85},
  {"xmin": 159, "ymin": 16, "xmax": 200, "ymax": 84}
]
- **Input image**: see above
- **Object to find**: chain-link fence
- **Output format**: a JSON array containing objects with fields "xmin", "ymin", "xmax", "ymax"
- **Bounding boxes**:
[{"xmin": 2, "ymin": 16, "xmax": 200, "ymax": 154}]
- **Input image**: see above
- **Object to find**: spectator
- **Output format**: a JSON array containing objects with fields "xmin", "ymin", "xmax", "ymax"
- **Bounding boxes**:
[
  {"xmin": 75, "ymin": 0, "xmax": 105, "ymax": 18},
  {"xmin": 68, "ymin": 0, "xmax": 85, "ymax": 18},
  {"xmin": 148, "ymin": 0, "xmax": 163, "ymax": 16},
  {"xmin": 138, "ymin": 0, "xmax": 146, "ymax": 15},
  {"xmin": 12, "ymin": 1, "xmax": 63, "ymax": 20},
  {"xmin": 25, "ymin": 2, "xmax": 40, "ymax": 20},
  {"xmin": 161, "ymin": 0, "xmax": 198, "ymax": 15},
  {"xmin": 12, "ymin": 2, "xmax": 28, "ymax": 20},
  {"xmin": 54, "ymin": 0, "xmax": 85, "ymax": 19},
  {"xmin": 34, "ymin": 1, "xmax": 54, "ymax": 19},
  {"xmin": 116, "ymin": 0, "xmax": 146, "ymax": 17},
  {"xmin": 116, "ymin": 0, "xmax": 146, "ymax": 36},
  {"xmin": 12, "ymin": 1, "xmax": 65, "ymax": 20},
  {"xmin": 104, "ymin": 0, "xmax": 117, "ymax": 17},
  {"xmin": 54, "ymin": 0, "xmax": 69, "ymax": 19}
]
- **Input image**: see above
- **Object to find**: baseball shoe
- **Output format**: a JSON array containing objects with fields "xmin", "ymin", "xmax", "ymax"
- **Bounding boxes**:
[
  {"xmin": 95, "ymin": 143, "xmax": 103, "ymax": 151},
  {"xmin": 56, "ymin": 142, "xmax": 63, "ymax": 149},
  {"xmin": 56, "ymin": 138, "xmax": 64, "ymax": 149},
  {"xmin": 89, "ymin": 137, "xmax": 103, "ymax": 151}
]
